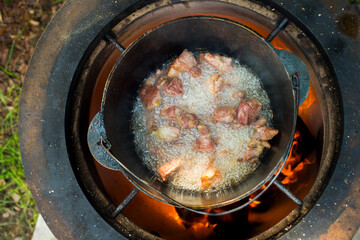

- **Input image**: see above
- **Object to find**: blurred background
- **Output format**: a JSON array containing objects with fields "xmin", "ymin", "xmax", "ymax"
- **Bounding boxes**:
[{"xmin": 0, "ymin": 1, "xmax": 64, "ymax": 239}]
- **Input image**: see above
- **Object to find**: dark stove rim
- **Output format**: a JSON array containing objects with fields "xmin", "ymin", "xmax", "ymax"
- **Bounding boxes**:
[
  {"xmin": 18, "ymin": 0, "xmax": 354, "ymax": 240},
  {"xmin": 18, "ymin": 0, "xmax": 151, "ymax": 239},
  {"xmin": 68, "ymin": 0, "xmax": 344, "ymax": 238}
]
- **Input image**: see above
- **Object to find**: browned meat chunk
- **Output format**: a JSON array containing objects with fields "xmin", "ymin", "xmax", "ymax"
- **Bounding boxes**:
[
  {"xmin": 160, "ymin": 105, "xmax": 182, "ymax": 122},
  {"xmin": 206, "ymin": 74, "xmax": 224, "ymax": 95},
  {"xmin": 199, "ymin": 53, "xmax": 205, "ymax": 63},
  {"xmin": 253, "ymin": 126, "xmax": 279, "ymax": 140},
  {"xmin": 167, "ymin": 58, "xmax": 188, "ymax": 77},
  {"xmin": 167, "ymin": 49, "xmax": 201, "ymax": 78},
  {"xmin": 145, "ymin": 110, "xmax": 157, "ymax": 131},
  {"xmin": 200, "ymin": 168, "xmax": 222, "ymax": 189},
  {"xmin": 179, "ymin": 112, "xmax": 199, "ymax": 129},
  {"xmin": 253, "ymin": 117, "xmax": 268, "ymax": 128},
  {"xmin": 145, "ymin": 69, "xmax": 163, "ymax": 85},
  {"xmin": 242, "ymin": 148, "xmax": 263, "ymax": 164},
  {"xmin": 178, "ymin": 49, "xmax": 197, "ymax": 67},
  {"xmin": 236, "ymin": 99, "xmax": 262, "ymax": 125},
  {"xmin": 239, "ymin": 139, "xmax": 271, "ymax": 164},
  {"xmin": 195, "ymin": 136, "xmax": 215, "ymax": 152},
  {"xmin": 158, "ymin": 157, "xmax": 182, "ymax": 181},
  {"xmin": 213, "ymin": 105, "xmax": 236, "ymax": 123},
  {"xmin": 189, "ymin": 66, "xmax": 202, "ymax": 78},
  {"xmin": 139, "ymin": 85, "xmax": 161, "ymax": 110},
  {"xmin": 248, "ymin": 139, "xmax": 271, "ymax": 149},
  {"xmin": 232, "ymin": 90, "xmax": 246, "ymax": 100},
  {"xmin": 152, "ymin": 126, "xmax": 181, "ymax": 142},
  {"xmin": 161, "ymin": 77, "xmax": 184, "ymax": 96},
  {"xmin": 197, "ymin": 124, "xmax": 211, "ymax": 137},
  {"xmin": 203, "ymin": 53, "xmax": 233, "ymax": 73}
]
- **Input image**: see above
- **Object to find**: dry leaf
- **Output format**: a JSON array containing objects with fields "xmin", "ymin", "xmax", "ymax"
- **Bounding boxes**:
[
  {"xmin": 11, "ymin": 193, "xmax": 20, "ymax": 202},
  {"xmin": 29, "ymin": 19, "xmax": 39, "ymax": 26}
]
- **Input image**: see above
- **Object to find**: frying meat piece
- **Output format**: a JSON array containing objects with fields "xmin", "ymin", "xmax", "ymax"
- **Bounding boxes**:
[
  {"xmin": 232, "ymin": 90, "xmax": 246, "ymax": 100},
  {"xmin": 158, "ymin": 157, "xmax": 182, "ymax": 181},
  {"xmin": 189, "ymin": 66, "xmax": 202, "ymax": 78},
  {"xmin": 167, "ymin": 58, "xmax": 189, "ymax": 77},
  {"xmin": 239, "ymin": 139, "xmax": 271, "ymax": 164},
  {"xmin": 206, "ymin": 74, "xmax": 224, "ymax": 95},
  {"xmin": 248, "ymin": 139, "xmax": 271, "ymax": 149},
  {"xmin": 201, "ymin": 168, "xmax": 222, "ymax": 190},
  {"xmin": 152, "ymin": 126, "xmax": 181, "ymax": 142},
  {"xmin": 236, "ymin": 99, "xmax": 262, "ymax": 125},
  {"xmin": 253, "ymin": 117, "xmax": 268, "ymax": 128},
  {"xmin": 145, "ymin": 69, "xmax": 163, "ymax": 85},
  {"xmin": 195, "ymin": 136, "xmax": 215, "ymax": 152},
  {"xmin": 179, "ymin": 112, "xmax": 199, "ymax": 129},
  {"xmin": 161, "ymin": 77, "xmax": 184, "ymax": 96},
  {"xmin": 213, "ymin": 105, "xmax": 236, "ymax": 123},
  {"xmin": 203, "ymin": 53, "xmax": 233, "ymax": 73},
  {"xmin": 145, "ymin": 110, "xmax": 157, "ymax": 131},
  {"xmin": 178, "ymin": 49, "xmax": 197, "ymax": 67},
  {"xmin": 253, "ymin": 126, "xmax": 279, "ymax": 141},
  {"xmin": 197, "ymin": 124, "xmax": 211, "ymax": 137},
  {"xmin": 242, "ymin": 147, "xmax": 263, "ymax": 164},
  {"xmin": 148, "ymin": 140, "xmax": 159, "ymax": 156},
  {"xmin": 139, "ymin": 85, "xmax": 161, "ymax": 110},
  {"xmin": 199, "ymin": 53, "xmax": 205, "ymax": 63},
  {"xmin": 160, "ymin": 105, "xmax": 182, "ymax": 122},
  {"xmin": 167, "ymin": 49, "xmax": 201, "ymax": 78}
]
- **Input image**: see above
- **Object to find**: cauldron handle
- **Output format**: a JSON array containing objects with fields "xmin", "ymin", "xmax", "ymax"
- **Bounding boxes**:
[{"xmin": 273, "ymin": 48, "xmax": 309, "ymax": 106}]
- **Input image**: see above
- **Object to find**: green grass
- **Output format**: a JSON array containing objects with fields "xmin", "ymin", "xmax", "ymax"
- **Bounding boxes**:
[
  {"xmin": 0, "ymin": 72, "xmax": 39, "ymax": 239},
  {"xmin": 349, "ymin": 0, "xmax": 360, "ymax": 4}
]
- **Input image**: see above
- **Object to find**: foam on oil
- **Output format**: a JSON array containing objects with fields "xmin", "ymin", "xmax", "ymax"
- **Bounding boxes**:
[{"xmin": 131, "ymin": 59, "xmax": 272, "ymax": 192}]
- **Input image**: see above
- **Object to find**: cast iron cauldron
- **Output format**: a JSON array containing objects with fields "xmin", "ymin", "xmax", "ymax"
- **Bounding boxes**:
[{"xmin": 88, "ymin": 16, "xmax": 300, "ymax": 214}]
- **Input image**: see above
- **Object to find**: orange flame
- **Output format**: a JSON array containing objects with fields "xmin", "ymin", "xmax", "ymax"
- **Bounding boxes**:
[
  {"xmin": 249, "ymin": 198, "xmax": 262, "ymax": 208},
  {"xmin": 249, "ymin": 124, "xmax": 316, "ymax": 207},
  {"xmin": 299, "ymin": 83, "xmax": 316, "ymax": 114},
  {"xmin": 280, "ymin": 129, "xmax": 316, "ymax": 186},
  {"xmin": 169, "ymin": 209, "xmax": 218, "ymax": 232}
]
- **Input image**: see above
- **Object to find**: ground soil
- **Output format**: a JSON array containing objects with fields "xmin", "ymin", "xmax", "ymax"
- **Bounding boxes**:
[{"xmin": 0, "ymin": 1, "xmax": 64, "ymax": 239}]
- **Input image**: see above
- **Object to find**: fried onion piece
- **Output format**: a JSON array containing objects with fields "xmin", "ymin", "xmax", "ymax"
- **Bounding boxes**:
[
  {"xmin": 201, "ymin": 168, "xmax": 222, "ymax": 190},
  {"xmin": 152, "ymin": 125, "xmax": 181, "ymax": 142}
]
